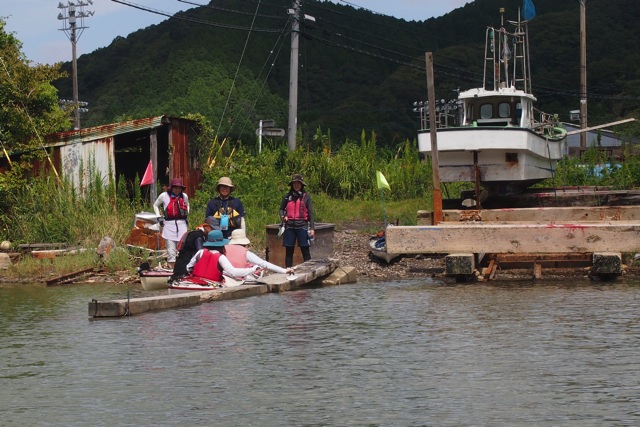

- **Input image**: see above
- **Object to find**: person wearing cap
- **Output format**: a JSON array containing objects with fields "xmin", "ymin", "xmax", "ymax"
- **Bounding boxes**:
[
  {"xmin": 278, "ymin": 173, "xmax": 315, "ymax": 268},
  {"xmin": 170, "ymin": 222, "xmax": 213, "ymax": 282},
  {"xmin": 226, "ymin": 229, "xmax": 295, "ymax": 277},
  {"xmin": 204, "ymin": 176, "xmax": 246, "ymax": 239},
  {"xmin": 185, "ymin": 230, "xmax": 261, "ymax": 284},
  {"xmin": 153, "ymin": 178, "xmax": 190, "ymax": 268}
]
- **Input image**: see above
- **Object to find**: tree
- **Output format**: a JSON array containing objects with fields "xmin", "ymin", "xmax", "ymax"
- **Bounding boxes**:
[{"xmin": 0, "ymin": 17, "xmax": 70, "ymax": 163}]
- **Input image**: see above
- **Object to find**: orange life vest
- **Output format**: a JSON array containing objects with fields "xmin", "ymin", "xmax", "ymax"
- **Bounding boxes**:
[
  {"xmin": 224, "ymin": 245, "xmax": 250, "ymax": 268},
  {"xmin": 285, "ymin": 193, "xmax": 309, "ymax": 220}
]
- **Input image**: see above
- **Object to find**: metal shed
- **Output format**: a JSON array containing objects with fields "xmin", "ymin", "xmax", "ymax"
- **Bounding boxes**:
[{"xmin": 43, "ymin": 115, "xmax": 203, "ymax": 198}]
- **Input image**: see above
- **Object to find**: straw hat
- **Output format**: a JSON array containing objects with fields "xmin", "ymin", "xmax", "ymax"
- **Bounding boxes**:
[
  {"xmin": 216, "ymin": 177, "xmax": 235, "ymax": 191},
  {"xmin": 202, "ymin": 230, "xmax": 230, "ymax": 247},
  {"xmin": 228, "ymin": 229, "xmax": 251, "ymax": 245}
]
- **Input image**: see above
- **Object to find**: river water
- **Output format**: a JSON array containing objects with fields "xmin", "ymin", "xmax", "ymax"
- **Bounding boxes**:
[{"xmin": 1, "ymin": 277, "xmax": 639, "ymax": 426}]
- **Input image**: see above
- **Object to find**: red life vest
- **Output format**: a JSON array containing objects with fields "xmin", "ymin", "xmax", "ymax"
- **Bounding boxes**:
[
  {"xmin": 192, "ymin": 250, "xmax": 223, "ymax": 282},
  {"xmin": 285, "ymin": 193, "xmax": 309, "ymax": 220},
  {"xmin": 165, "ymin": 193, "xmax": 188, "ymax": 220}
]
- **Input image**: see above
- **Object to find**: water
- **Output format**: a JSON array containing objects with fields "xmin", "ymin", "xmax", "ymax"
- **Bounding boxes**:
[{"xmin": 1, "ymin": 278, "xmax": 640, "ymax": 426}]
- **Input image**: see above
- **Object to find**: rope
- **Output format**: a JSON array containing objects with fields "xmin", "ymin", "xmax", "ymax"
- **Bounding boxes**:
[{"xmin": 210, "ymin": 0, "xmax": 263, "ymax": 162}]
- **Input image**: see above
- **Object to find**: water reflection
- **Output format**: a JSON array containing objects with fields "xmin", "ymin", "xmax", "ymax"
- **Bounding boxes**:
[{"xmin": 1, "ymin": 278, "xmax": 639, "ymax": 426}]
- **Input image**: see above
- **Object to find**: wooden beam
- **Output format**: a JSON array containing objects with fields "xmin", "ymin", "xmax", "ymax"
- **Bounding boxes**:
[
  {"xmin": 442, "ymin": 205, "xmax": 639, "ymax": 222},
  {"xmin": 386, "ymin": 222, "xmax": 640, "ymax": 254},
  {"xmin": 565, "ymin": 118, "xmax": 636, "ymax": 136}
]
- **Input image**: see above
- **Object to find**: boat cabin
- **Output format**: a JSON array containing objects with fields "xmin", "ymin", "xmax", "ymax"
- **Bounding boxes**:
[{"xmin": 459, "ymin": 90, "xmax": 535, "ymax": 128}]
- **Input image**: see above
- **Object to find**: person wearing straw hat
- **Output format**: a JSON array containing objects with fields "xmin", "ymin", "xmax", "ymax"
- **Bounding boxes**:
[
  {"xmin": 226, "ymin": 229, "xmax": 295, "ymax": 277},
  {"xmin": 186, "ymin": 230, "xmax": 260, "ymax": 283},
  {"xmin": 205, "ymin": 176, "xmax": 246, "ymax": 239},
  {"xmin": 278, "ymin": 173, "xmax": 315, "ymax": 268},
  {"xmin": 153, "ymin": 177, "xmax": 190, "ymax": 268}
]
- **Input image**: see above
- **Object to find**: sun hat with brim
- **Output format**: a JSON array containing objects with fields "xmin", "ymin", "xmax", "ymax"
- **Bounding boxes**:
[
  {"xmin": 228, "ymin": 229, "xmax": 251, "ymax": 245},
  {"xmin": 289, "ymin": 173, "xmax": 306, "ymax": 186},
  {"xmin": 216, "ymin": 177, "xmax": 235, "ymax": 191},
  {"xmin": 203, "ymin": 230, "xmax": 230, "ymax": 247},
  {"xmin": 169, "ymin": 178, "xmax": 186, "ymax": 188}
]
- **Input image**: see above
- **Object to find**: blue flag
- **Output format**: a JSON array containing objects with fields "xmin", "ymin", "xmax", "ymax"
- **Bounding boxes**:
[{"xmin": 523, "ymin": 0, "xmax": 536, "ymax": 20}]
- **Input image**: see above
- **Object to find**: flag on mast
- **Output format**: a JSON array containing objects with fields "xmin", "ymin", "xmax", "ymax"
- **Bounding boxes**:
[
  {"xmin": 523, "ymin": 0, "xmax": 536, "ymax": 20},
  {"xmin": 140, "ymin": 160, "xmax": 154, "ymax": 186},
  {"xmin": 376, "ymin": 171, "xmax": 390, "ymax": 191}
]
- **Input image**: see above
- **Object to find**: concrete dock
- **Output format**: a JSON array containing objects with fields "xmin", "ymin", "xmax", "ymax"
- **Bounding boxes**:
[{"xmin": 89, "ymin": 259, "xmax": 356, "ymax": 318}]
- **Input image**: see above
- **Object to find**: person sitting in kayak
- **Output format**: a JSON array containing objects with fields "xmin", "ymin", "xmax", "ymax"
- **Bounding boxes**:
[
  {"xmin": 170, "ymin": 222, "xmax": 213, "ymax": 283},
  {"xmin": 185, "ymin": 230, "xmax": 259, "ymax": 284},
  {"xmin": 225, "ymin": 229, "xmax": 295, "ymax": 279}
]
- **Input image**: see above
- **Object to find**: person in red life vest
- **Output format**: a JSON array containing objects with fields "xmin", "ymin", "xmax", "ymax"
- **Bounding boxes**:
[
  {"xmin": 278, "ymin": 173, "xmax": 315, "ymax": 268},
  {"xmin": 185, "ymin": 230, "xmax": 260, "ymax": 284},
  {"xmin": 170, "ymin": 222, "xmax": 213, "ymax": 282},
  {"xmin": 204, "ymin": 176, "xmax": 246, "ymax": 239},
  {"xmin": 226, "ymin": 229, "xmax": 295, "ymax": 280},
  {"xmin": 153, "ymin": 178, "xmax": 190, "ymax": 269}
]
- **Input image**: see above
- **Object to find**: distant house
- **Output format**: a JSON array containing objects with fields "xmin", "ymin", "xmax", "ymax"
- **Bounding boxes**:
[
  {"xmin": 564, "ymin": 123, "xmax": 638, "ymax": 160},
  {"xmin": 4, "ymin": 116, "xmax": 204, "ymax": 198}
]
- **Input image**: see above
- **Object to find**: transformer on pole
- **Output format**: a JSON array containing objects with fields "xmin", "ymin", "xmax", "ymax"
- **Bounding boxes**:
[{"xmin": 57, "ymin": 1, "xmax": 94, "ymax": 130}]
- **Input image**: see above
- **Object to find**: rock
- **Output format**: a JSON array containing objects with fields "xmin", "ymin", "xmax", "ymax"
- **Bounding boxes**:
[{"xmin": 0, "ymin": 241, "xmax": 11, "ymax": 251}]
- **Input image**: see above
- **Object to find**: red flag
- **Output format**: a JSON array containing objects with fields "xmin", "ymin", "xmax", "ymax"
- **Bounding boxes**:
[{"xmin": 140, "ymin": 160, "xmax": 154, "ymax": 186}]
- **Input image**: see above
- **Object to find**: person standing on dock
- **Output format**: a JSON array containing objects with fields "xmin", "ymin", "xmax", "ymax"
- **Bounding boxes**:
[
  {"xmin": 153, "ymin": 178, "xmax": 190, "ymax": 269},
  {"xmin": 205, "ymin": 177, "xmax": 246, "ymax": 239},
  {"xmin": 226, "ymin": 229, "xmax": 295, "ymax": 278},
  {"xmin": 279, "ymin": 173, "xmax": 315, "ymax": 268}
]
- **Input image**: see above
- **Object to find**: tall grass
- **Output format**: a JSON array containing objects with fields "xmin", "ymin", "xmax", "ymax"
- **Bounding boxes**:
[{"xmin": 0, "ymin": 133, "xmax": 432, "ymax": 274}]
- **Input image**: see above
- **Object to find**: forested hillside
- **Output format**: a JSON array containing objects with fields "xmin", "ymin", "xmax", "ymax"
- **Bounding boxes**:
[{"xmin": 54, "ymin": 0, "xmax": 640, "ymax": 147}]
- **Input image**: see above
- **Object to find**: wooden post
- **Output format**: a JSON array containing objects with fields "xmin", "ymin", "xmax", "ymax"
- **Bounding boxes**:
[{"xmin": 426, "ymin": 52, "xmax": 442, "ymax": 224}]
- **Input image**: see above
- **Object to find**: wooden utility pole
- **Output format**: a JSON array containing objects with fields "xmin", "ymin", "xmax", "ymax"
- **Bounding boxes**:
[
  {"xmin": 579, "ymin": 0, "xmax": 587, "ymax": 148},
  {"xmin": 426, "ymin": 52, "xmax": 442, "ymax": 224}
]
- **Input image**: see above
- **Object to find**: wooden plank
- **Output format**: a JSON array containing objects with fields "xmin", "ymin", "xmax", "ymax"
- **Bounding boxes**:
[
  {"xmin": 89, "ymin": 259, "xmax": 338, "ymax": 318},
  {"xmin": 386, "ymin": 222, "xmax": 640, "ymax": 254},
  {"xmin": 46, "ymin": 267, "xmax": 96, "ymax": 286},
  {"xmin": 442, "ymin": 205, "xmax": 639, "ymax": 222}
]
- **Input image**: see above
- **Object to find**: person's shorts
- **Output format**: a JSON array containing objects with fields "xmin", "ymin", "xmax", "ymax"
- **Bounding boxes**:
[{"xmin": 282, "ymin": 228, "xmax": 310, "ymax": 247}]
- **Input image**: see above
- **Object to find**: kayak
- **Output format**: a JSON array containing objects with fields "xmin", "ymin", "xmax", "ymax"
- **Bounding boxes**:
[
  {"xmin": 167, "ymin": 275, "xmax": 244, "ymax": 294},
  {"xmin": 138, "ymin": 263, "xmax": 173, "ymax": 291}
]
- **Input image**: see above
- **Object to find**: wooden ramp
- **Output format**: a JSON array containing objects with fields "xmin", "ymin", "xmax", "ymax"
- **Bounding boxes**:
[
  {"xmin": 89, "ymin": 259, "xmax": 344, "ymax": 318},
  {"xmin": 391, "ymin": 202, "xmax": 640, "ymax": 281}
]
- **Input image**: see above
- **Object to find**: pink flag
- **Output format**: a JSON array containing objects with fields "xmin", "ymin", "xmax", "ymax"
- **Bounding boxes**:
[{"xmin": 140, "ymin": 160, "xmax": 154, "ymax": 186}]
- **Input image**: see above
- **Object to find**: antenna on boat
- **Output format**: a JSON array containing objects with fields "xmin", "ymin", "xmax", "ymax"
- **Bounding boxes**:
[{"xmin": 500, "ymin": 7, "xmax": 505, "ymax": 27}]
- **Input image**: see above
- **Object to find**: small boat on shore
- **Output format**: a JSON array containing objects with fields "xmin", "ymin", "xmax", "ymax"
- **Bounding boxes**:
[
  {"xmin": 137, "ymin": 262, "xmax": 172, "ymax": 291},
  {"xmin": 369, "ymin": 229, "xmax": 401, "ymax": 263},
  {"xmin": 417, "ymin": 10, "xmax": 567, "ymax": 196}
]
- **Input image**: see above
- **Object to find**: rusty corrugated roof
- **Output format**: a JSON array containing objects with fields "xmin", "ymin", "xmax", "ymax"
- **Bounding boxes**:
[{"xmin": 45, "ymin": 116, "xmax": 193, "ymax": 146}]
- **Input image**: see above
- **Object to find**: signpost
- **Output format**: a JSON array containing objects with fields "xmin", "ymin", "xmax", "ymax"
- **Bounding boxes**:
[
  {"xmin": 255, "ymin": 128, "xmax": 286, "ymax": 137},
  {"xmin": 256, "ymin": 120, "xmax": 285, "ymax": 152}
]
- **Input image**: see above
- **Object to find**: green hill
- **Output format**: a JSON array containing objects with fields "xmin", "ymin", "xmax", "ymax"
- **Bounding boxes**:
[{"xmin": 54, "ymin": 0, "xmax": 640, "ymax": 147}]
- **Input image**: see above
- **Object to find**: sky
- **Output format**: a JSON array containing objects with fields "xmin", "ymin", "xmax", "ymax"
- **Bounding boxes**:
[{"xmin": 3, "ymin": 0, "xmax": 470, "ymax": 65}]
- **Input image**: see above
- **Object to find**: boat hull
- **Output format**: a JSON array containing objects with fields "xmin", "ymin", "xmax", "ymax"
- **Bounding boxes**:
[
  {"xmin": 139, "ymin": 270, "xmax": 172, "ymax": 291},
  {"xmin": 418, "ymin": 127, "xmax": 567, "ymax": 194}
]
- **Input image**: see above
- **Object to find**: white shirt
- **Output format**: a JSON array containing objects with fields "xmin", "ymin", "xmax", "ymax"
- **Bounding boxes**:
[{"xmin": 153, "ymin": 191, "xmax": 190, "ymax": 241}]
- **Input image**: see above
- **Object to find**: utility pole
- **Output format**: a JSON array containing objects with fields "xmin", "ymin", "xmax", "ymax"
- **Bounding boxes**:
[
  {"xmin": 287, "ymin": 0, "xmax": 301, "ymax": 151},
  {"xmin": 579, "ymin": 0, "xmax": 587, "ymax": 148},
  {"xmin": 58, "ymin": 1, "xmax": 94, "ymax": 130}
]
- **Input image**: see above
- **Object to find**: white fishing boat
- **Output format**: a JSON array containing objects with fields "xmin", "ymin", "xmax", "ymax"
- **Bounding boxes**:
[{"xmin": 418, "ymin": 11, "xmax": 567, "ymax": 196}]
